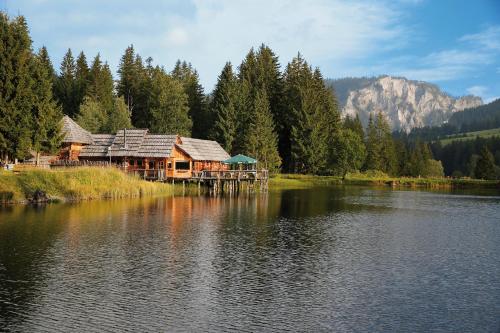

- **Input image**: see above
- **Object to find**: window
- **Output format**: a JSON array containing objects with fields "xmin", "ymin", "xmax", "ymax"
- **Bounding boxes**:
[
  {"xmin": 159, "ymin": 161, "xmax": 164, "ymax": 169},
  {"xmin": 167, "ymin": 162, "xmax": 172, "ymax": 169},
  {"xmin": 137, "ymin": 159, "xmax": 143, "ymax": 167},
  {"xmin": 149, "ymin": 161, "xmax": 155, "ymax": 169},
  {"xmin": 175, "ymin": 161, "xmax": 190, "ymax": 170}
]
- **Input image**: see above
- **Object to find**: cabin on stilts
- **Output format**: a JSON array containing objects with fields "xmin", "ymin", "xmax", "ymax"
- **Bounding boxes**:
[{"xmin": 54, "ymin": 116, "xmax": 268, "ymax": 188}]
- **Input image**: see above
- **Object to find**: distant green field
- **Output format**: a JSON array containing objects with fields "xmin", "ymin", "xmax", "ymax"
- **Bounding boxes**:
[{"xmin": 439, "ymin": 128, "xmax": 500, "ymax": 145}]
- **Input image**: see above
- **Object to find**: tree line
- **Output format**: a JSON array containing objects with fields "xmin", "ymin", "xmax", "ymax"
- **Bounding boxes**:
[{"xmin": 0, "ymin": 13, "xmax": 463, "ymax": 179}]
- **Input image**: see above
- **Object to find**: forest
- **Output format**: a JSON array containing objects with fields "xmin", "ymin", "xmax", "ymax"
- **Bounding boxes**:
[{"xmin": 1, "ymin": 13, "xmax": 498, "ymax": 179}]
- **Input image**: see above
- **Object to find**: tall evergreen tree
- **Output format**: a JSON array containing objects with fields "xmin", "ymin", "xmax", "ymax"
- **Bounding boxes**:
[
  {"xmin": 209, "ymin": 62, "xmax": 238, "ymax": 152},
  {"xmin": 475, "ymin": 146, "xmax": 497, "ymax": 180},
  {"xmin": 76, "ymin": 96, "xmax": 107, "ymax": 133},
  {"xmin": 87, "ymin": 54, "xmax": 114, "ymax": 113},
  {"xmin": 37, "ymin": 46, "xmax": 56, "ymax": 83},
  {"xmin": 344, "ymin": 114, "xmax": 364, "ymax": 139},
  {"xmin": 149, "ymin": 67, "xmax": 191, "ymax": 136},
  {"xmin": 334, "ymin": 129, "xmax": 366, "ymax": 179},
  {"xmin": 0, "ymin": 14, "xmax": 34, "ymax": 161},
  {"xmin": 117, "ymin": 45, "xmax": 148, "ymax": 127},
  {"xmin": 364, "ymin": 113, "xmax": 382, "ymax": 171},
  {"xmin": 283, "ymin": 54, "xmax": 339, "ymax": 174},
  {"xmin": 243, "ymin": 89, "xmax": 281, "ymax": 171},
  {"xmin": 172, "ymin": 60, "xmax": 208, "ymax": 138},
  {"xmin": 30, "ymin": 50, "xmax": 63, "ymax": 164},
  {"xmin": 376, "ymin": 112, "xmax": 398, "ymax": 175},
  {"xmin": 54, "ymin": 48, "xmax": 77, "ymax": 116},
  {"xmin": 74, "ymin": 51, "xmax": 90, "ymax": 111},
  {"xmin": 105, "ymin": 97, "xmax": 132, "ymax": 133}
]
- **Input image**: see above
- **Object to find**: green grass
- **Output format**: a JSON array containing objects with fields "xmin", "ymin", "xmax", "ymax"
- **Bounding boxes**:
[
  {"xmin": 0, "ymin": 167, "xmax": 174, "ymax": 203},
  {"xmin": 439, "ymin": 127, "xmax": 500, "ymax": 146},
  {"xmin": 269, "ymin": 172, "xmax": 499, "ymax": 190}
]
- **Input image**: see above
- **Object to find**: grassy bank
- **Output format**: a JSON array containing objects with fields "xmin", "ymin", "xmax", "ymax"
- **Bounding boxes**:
[
  {"xmin": 269, "ymin": 173, "xmax": 500, "ymax": 190},
  {"xmin": 0, "ymin": 167, "xmax": 174, "ymax": 204}
]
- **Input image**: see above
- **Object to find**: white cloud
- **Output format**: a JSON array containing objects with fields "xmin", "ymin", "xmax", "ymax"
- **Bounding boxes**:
[
  {"xmin": 156, "ymin": 0, "xmax": 408, "ymax": 88},
  {"xmin": 376, "ymin": 26, "xmax": 500, "ymax": 83},
  {"xmin": 460, "ymin": 26, "xmax": 500, "ymax": 51},
  {"xmin": 466, "ymin": 85, "xmax": 488, "ymax": 97}
]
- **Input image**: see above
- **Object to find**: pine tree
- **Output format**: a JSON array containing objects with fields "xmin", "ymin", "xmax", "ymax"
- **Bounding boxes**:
[
  {"xmin": 76, "ymin": 96, "xmax": 107, "ymax": 133},
  {"xmin": 105, "ymin": 97, "xmax": 132, "ymax": 133},
  {"xmin": 117, "ymin": 45, "xmax": 148, "ymax": 127},
  {"xmin": 377, "ymin": 112, "xmax": 398, "ymax": 175},
  {"xmin": 475, "ymin": 146, "xmax": 497, "ymax": 180},
  {"xmin": 243, "ymin": 89, "xmax": 281, "ymax": 171},
  {"xmin": 172, "ymin": 60, "xmax": 208, "ymax": 138},
  {"xmin": 30, "ymin": 50, "xmax": 63, "ymax": 164},
  {"xmin": 0, "ymin": 14, "xmax": 34, "ymax": 161},
  {"xmin": 334, "ymin": 129, "xmax": 366, "ymax": 179},
  {"xmin": 88, "ymin": 54, "xmax": 114, "ymax": 113},
  {"xmin": 74, "ymin": 51, "xmax": 90, "ymax": 111},
  {"xmin": 344, "ymin": 114, "xmax": 364, "ymax": 139},
  {"xmin": 364, "ymin": 113, "xmax": 381, "ymax": 171},
  {"xmin": 283, "ymin": 54, "xmax": 339, "ymax": 174},
  {"xmin": 209, "ymin": 62, "xmax": 238, "ymax": 152},
  {"xmin": 55, "ymin": 48, "xmax": 77, "ymax": 116},
  {"xmin": 149, "ymin": 67, "xmax": 191, "ymax": 136},
  {"xmin": 37, "ymin": 46, "xmax": 56, "ymax": 83}
]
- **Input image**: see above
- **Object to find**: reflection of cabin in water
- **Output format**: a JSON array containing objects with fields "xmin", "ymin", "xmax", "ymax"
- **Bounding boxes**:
[{"xmin": 58, "ymin": 116, "xmax": 233, "ymax": 181}]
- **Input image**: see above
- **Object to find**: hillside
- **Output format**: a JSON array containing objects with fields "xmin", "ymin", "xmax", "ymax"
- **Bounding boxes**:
[{"xmin": 327, "ymin": 76, "xmax": 482, "ymax": 132}]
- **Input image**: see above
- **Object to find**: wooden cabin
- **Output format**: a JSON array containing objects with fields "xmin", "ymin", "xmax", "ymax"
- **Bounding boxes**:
[
  {"xmin": 58, "ymin": 116, "xmax": 230, "ymax": 180},
  {"xmin": 60, "ymin": 115, "xmax": 94, "ymax": 160}
]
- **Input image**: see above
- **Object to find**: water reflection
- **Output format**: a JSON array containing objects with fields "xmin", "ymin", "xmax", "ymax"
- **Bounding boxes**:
[{"xmin": 0, "ymin": 187, "xmax": 499, "ymax": 332}]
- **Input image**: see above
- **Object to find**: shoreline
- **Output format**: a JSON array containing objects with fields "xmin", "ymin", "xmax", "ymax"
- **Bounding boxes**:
[{"xmin": 2, "ymin": 168, "xmax": 499, "ymax": 205}]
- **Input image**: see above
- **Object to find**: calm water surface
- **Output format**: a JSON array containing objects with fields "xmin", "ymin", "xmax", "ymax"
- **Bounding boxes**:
[{"xmin": 0, "ymin": 187, "xmax": 499, "ymax": 332}]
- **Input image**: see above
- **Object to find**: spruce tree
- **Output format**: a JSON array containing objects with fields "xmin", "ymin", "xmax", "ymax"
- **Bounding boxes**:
[
  {"xmin": 243, "ymin": 89, "xmax": 281, "ymax": 171},
  {"xmin": 30, "ymin": 50, "xmax": 63, "ymax": 164},
  {"xmin": 475, "ymin": 146, "xmax": 497, "ymax": 180},
  {"xmin": 172, "ymin": 60, "xmax": 208, "ymax": 138},
  {"xmin": 38, "ymin": 46, "xmax": 56, "ymax": 84},
  {"xmin": 88, "ymin": 54, "xmax": 114, "ymax": 114},
  {"xmin": 209, "ymin": 62, "xmax": 238, "ymax": 152},
  {"xmin": 105, "ymin": 97, "xmax": 132, "ymax": 133},
  {"xmin": 76, "ymin": 96, "xmax": 107, "ymax": 133},
  {"xmin": 0, "ymin": 14, "xmax": 34, "ymax": 161},
  {"xmin": 334, "ymin": 129, "xmax": 366, "ymax": 179},
  {"xmin": 377, "ymin": 112, "xmax": 398, "ymax": 175},
  {"xmin": 283, "ymin": 54, "xmax": 339, "ymax": 174},
  {"xmin": 55, "ymin": 48, "xmax": 77, "ymax": 116},
  {"xmin": 149, "ymin": 67, "xmax": 191, "ymax": 136},
  {"xmin": 74, "ymin": 51, "xmax": 90, "ymax": 111},
  {"xmin": 364, "ymin": 113, "xmax": 381, "ymax": 171}
]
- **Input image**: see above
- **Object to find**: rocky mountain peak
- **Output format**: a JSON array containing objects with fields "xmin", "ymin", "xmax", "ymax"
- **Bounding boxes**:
[{"xmin": 328, "ymin": 76, "xmax": 483, "ymax": 132}]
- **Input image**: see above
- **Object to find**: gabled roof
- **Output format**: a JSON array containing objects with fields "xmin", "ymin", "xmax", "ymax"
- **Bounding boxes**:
[
  {"xmin": 136, "ymin": 134, "xmax": 178, "ymax": 158},
  {"xmin": 80, "ymin": 134, "xmax": 116, "ymax": 157},
  {"xmin": 223, "ymin": 154, "xmax": 257, "ymax": 164},
  {"xmin": 178, "ymin": 137, "xmax": 230, "ymax": 161},
  {"xmin": 61, "ymin": 115, "xmax": 94, "ymax": 145},
  {"xmin": 108, "ymin": 129, "xmax": 148, "ymax": 157}
]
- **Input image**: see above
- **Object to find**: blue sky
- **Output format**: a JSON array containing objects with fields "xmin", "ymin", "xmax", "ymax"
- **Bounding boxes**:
[{"xmin": 3, "ymin": 0, "xmax": 500, "ymax": 102}]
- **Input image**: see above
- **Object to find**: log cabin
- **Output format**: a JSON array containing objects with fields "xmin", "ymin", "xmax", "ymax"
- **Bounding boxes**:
[{"xmin": 59, "ymin": 116, "xmax": 230, "ymax": 180}]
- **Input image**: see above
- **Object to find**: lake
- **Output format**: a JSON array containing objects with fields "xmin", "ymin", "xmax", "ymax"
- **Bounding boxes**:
[{"xmin": 1, "ymin": 186, "xmax": 499, "ymax": 332}]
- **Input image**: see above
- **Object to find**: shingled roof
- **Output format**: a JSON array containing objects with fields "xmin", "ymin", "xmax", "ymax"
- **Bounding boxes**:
[
  {"xmin": 80, "ymin": 134, "xmax": 116, "ymax": 157},
  {"xmin": 108, "ymin": 129, "xmax": 148, "ymax": 157},
  {"xmin": 177, "ymin": 137, "xmax": 230, "ymax": 161},
  {"xmin": 61, "ymin": 115, "xmax": 94, "ymax": 145},
  {"xmin": 136, "ymin": 134, "xmax": 178, "ymax": 158}
]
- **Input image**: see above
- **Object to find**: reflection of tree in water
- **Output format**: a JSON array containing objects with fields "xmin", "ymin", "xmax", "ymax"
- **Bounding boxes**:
[{"xmin": 0, "ymin": 204, "xmax": 68, "ymax": 330}]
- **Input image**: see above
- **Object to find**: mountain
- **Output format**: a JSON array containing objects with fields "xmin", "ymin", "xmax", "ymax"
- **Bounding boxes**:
[{"xmin": 327, "ymin": 76, "xmax": 483, "ymax": 132}]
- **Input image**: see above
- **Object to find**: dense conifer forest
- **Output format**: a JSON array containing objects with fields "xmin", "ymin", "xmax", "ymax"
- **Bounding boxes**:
[{"xmin": 1, "ymin": 13, "xmax": 499, "ymax": 179}]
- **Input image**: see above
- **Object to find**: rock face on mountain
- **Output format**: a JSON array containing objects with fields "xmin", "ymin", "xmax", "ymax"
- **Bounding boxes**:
[{"xmin": 328, "ymin": 76, "xmax": 483, "ymax": 132}]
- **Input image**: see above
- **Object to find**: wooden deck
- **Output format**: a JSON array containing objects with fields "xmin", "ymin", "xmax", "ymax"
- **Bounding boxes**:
[{"xmin": 127, "ymin": 169, "xmax": 269, "ymax": 182}]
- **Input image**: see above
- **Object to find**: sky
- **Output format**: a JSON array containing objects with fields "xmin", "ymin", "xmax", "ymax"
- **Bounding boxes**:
[{"xmin": 3, "ymin": 0, "xmax": 500, "ymax": 102}]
